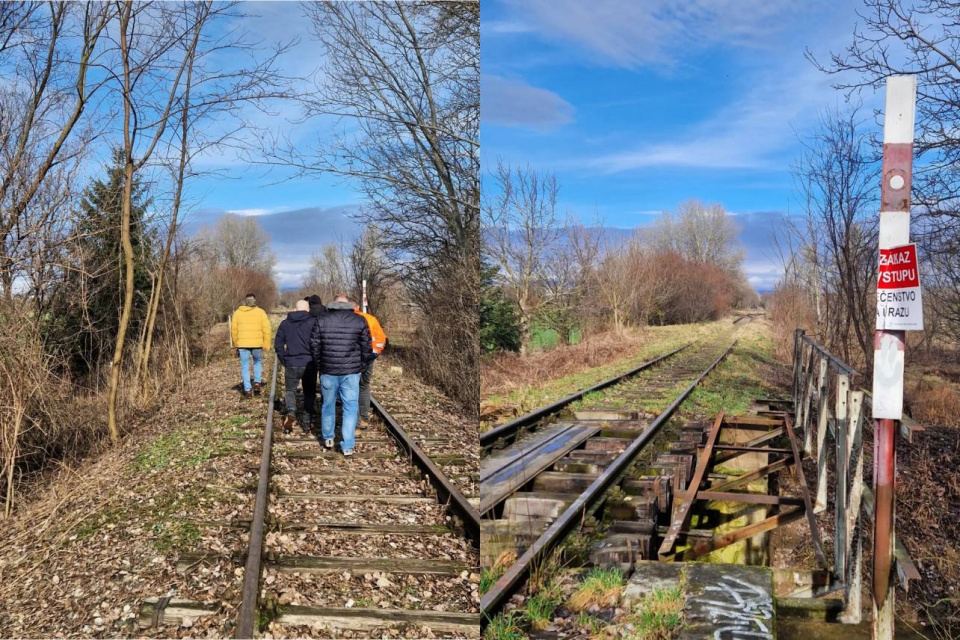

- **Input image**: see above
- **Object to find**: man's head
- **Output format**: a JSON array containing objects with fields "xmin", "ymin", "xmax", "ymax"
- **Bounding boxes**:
[
  {"xmin": 295, "ymin": 300, "xmax": 309, "ymax": 312},
  {"xmin": 244, "ymin": 293, "xmax": 257, "ymax": 307},
  {"xmin": 307, "ymin": 294, "xmax": 322, "ymax": 306},
  {"xmin": 333, "ymin": 294, "xmax": 350, "ymax": 303}
]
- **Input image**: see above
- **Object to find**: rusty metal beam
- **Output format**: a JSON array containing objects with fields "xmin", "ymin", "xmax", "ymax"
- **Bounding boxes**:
[
  {"xmin": 658, "ymin": 411, "xmax": 725, "ymax": 560},
  {"xmin": 708, "ymin": 456, "xmax": 794, "ymax": 493},
  {"xmin": 678, "ymin": 507, "xmax": 806, "ymax": 562},
  {"xmin": 783, "ymin": 413, "xmax": 828, "ymax": 569}
]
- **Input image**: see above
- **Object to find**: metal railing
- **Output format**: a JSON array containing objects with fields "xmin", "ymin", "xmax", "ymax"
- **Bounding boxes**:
[{"xmin": 792, "ymin": 330, "xmax": 919, "ymax": 623}]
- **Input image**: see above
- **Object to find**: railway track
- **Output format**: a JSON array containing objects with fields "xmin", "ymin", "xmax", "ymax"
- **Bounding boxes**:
[
  {"xmin": 480, "ymin": 336, "xmax": 738, "ymax": 624},
  {"xmin": 143, "ymin": 356, "xmax": 481, "ymax": 638}
]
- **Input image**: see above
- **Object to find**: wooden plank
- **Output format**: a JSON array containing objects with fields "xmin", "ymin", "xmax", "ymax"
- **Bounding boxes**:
[
  {"xmin": 480, "ymin": 424, "xmax": 600, "ymax": 514},
  {"xmin": 783, "ymin": 414, "xmax": 828, "ymax": 569},
  {"xmin": 270, "ymin": 555, "xmax": 472, "ymax": 575},
  {"xmin": 724, "ymin": 416, "xmax": 782, "ymax": 427},
  {"xmin": 712, "ymin": 427, "xmax": 784, "ymax": 465},
  {"xmin": 815, "ymin": 359, "xmax": 831, "ymax": 512},
  {"xmin": 138, "ymin": 598, "xmax": 220, "ymax": 629},
  {"xmin": 276, "ymin": 493, "xmax": 432, "ymax": 504},
  {"xmin": 275, "ymin": 606, "xmax": 480, "ymax": 637},
  {"xmin": 842, "ymin": 391, "xmax": 865, "ymax": 623},
  {"xmin": 658, "ymin": 412, "xmax": 724, "ymax": 560}
]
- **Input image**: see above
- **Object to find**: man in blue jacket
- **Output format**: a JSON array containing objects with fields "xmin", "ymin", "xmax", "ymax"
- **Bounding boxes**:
[
  {"xmin": 274, "ymin": 300, "xmax": 318, "ymax": 436},
  {"xmin": 309, "ymin": 294, "xmax": 376, "ymax": 456}
]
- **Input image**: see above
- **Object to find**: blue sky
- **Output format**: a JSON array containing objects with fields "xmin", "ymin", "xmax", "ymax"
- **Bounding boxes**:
[
  {"xmin": 481, "ymin": 0, "xmax": 878, "ymax": 291},
  {"xmin": 172, "ymin": 1, "xmax": 366, "ymax": 289}
]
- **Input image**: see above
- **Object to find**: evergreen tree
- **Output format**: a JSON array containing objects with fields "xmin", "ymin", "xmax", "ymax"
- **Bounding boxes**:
[
  {"xmin": 480, "ymin": 259, "xmax": 522, "ymax": 353},
  {"xmin": 45, "ymin": 149, "xmax": 155, "ymax": 379}
]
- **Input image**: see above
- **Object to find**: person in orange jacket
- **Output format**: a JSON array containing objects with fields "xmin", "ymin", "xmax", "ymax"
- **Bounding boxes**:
[
  {"xmin": 352, "ymin": 300, "xmax": 386, "ymax": 428},
  {"xmin": 231, "ymin": 293, "xmax": 272, "ymax": 397}
]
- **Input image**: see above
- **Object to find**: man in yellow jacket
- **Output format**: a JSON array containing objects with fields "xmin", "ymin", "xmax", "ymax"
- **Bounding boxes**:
[
  {"xmin": 352, "ymin": 300, "xmax": 386, "ymax": 428},
  {"xmin": 231, "ymin": 293, "xmax": 272, "ymax": 398}
]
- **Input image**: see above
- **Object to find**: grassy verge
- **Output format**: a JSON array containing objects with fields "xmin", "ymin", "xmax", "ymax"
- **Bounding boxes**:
[{"xmin": 686, "ymin": 327, "xmax": 782, "ymax": 418}]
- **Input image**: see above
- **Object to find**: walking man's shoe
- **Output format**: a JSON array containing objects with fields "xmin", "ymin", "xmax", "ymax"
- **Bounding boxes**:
[
  {"xmin": 243, "ymin": 389, "xmax": 253, "ymax": 399},
  {"xmin": 253, "ymin": 382, "xmax": 262, "ymax": 396},
  {"xmin": 281, "ymin": 415, "xmax": 295, "ymax": 435},
  {"xmin": 342, "ymin": 449, "xmax": 354, "ymax": 457},
  {"xmin": 324, "ymin": 438, "xmax": 334, "ymax": 449},
  {"xmin": 357, "ymin": 419, "xmax": 369, "ymax": 430}
]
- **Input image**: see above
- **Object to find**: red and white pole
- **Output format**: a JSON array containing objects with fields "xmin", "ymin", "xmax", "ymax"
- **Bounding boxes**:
[
  {"xmin": 872, "ymin": 75, "xmax": 916, "ymax": 640},
  {"xmin": 362, "ymin": 279, "xmax": 368, "ymax": 314}
]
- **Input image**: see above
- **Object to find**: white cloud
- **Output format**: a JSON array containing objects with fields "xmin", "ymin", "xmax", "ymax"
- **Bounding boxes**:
[
  {"xmin": 484, "ymin": 19, "xmax": 534, "ymax": 35},
  {"xmin": 588, "ymin": 66, "xmax": 836, "ymax": 172},
  {"xmin": 226, "ymin": 208, "xmax": 275, "ymax": 217},
  {"xmin": 511, "ymin": 0, "xmax": 801, "ymax": 70},
  {"xmin": 482, "ymin": 74, "xmax": 574, "ymax": 132}
]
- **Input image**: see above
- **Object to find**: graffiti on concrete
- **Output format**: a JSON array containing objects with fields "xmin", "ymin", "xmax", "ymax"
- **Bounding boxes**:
[{"xmin": 702, "ymin": 574, "xmax": 774, "ymax": 640}]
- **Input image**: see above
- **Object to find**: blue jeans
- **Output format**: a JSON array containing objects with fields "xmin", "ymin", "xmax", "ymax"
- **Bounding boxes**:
[
  {"xmin": 238, "ymin": 348, "xmax": 263, "ymax": 392},
  {"xmin": 320, "ymin": 373, "xmax": 360, "ymax": 452}
]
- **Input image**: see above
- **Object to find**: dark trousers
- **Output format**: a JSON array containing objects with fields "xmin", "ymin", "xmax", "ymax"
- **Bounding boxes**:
[
  {"xmin": 359, "ymin": 361, "xmax": 374, "ymax": 420},
  {"xmin": 283, "ymin": 363, "xmax": 318, "ymax": 425},
  {"xmin": 302, "ymin": 362, "xmax": 318, "ymax": 419}
]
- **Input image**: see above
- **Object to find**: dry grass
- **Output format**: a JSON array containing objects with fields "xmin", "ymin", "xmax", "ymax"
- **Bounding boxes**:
[
  {"xmin": 567, "ymin": 567, "xmax": 625, "ymax": 612},
  {"xmin": 481, "ymin": 328, "xmax": 650, "ymax": 399},
  {"xmin": 909, "ymin": 379, "xmax": 960, "ymax": 427}
]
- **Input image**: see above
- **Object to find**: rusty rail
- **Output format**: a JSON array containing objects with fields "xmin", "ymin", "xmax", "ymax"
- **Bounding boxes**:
[
  {"xmin": 236, "ymin": 354, "xmax": 279, "ymax": 639},
  {"xmin": 235, "ymin": 361, "xmax": 478, "ymax": 637},
  {"xmin": 480, "ymin": 343, "xmax": 691, "ymax": 451},
  {"xmin": 481, "ymin": 340, "xmax": 737, "ymax": 626},
  {"xmin": 372, "ymin": 397, "xmax": 480, "ymax": 547}
]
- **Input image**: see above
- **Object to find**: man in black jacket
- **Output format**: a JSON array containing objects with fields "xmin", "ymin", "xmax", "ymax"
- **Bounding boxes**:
[
  {"xmin": 309, "ymin": 294, "xmax": 375, "ymax": 456},
  {"xmin": 274, "ymin": 300, "xmax": 317, "ymax": 435},
  {"xmin": 301, "ymin": 294, "xmax": 325, "ymax": 429}
]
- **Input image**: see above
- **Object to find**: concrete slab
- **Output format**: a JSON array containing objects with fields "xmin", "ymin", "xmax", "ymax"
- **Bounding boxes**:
[{"xmin": 622, "ymin": 561, "xmax": 776, "ymax": 640}]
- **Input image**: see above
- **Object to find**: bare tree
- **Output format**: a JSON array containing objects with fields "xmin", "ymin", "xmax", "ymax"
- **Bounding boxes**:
[
  {"xmin": 350, "ymin": 226, "xmax": 394, "ymax": 317},
  {"xmin": 105, "ymin": 1, "xmax": 214, "ymax": 442},
  {"xmin": 653, "ymin": 199, "xmax": 745, "ymax": 273},
  {"xmin": 302, "ymin": 243, "xmax": 351, "ymax": 303},
  {"xmin": 199, "ymin": 214, "xmax": 276, "ymax": 277},
  {"xmin": 789, "ymin": 107, "xmax": 878, "ymax": 365},
  {"xmin": 263, "ymin": 1, "xmax": 479, "ymax": 412},
  {"xmin": 483, "ymin": 162, "xmax": 562, "ymax": 353},
  {"xmin": 0, "ymin": 3, "xmax": 112, "ymax": 299}
]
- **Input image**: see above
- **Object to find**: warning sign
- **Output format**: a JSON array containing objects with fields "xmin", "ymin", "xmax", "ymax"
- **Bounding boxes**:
[{"xmin": 876, "ymin": 242, "xmax": 923, "ymax": 330}]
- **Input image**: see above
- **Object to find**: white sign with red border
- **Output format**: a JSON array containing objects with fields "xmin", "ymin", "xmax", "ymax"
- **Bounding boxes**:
[{"xmin": 875, "ymin": 242, "xmax": 923, "ymax": 331}]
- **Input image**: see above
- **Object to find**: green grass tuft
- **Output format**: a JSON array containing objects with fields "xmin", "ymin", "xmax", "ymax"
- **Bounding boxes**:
[{"xmin": 483, "ymin": 612, "xmax": 525, "ymax": 640}]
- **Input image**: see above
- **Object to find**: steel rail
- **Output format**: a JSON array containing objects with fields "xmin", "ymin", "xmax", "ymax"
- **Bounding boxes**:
[
  {"xmin": 372, "ymin": 396, "xmax": 480, "ymax": 547},
  {"xmin": 236, "ymin": 360, "xmax": 479, "ymax": 636},
  {"xmin": 480, "ymin": 339, "xmax": 738, "ymax": 625},
  {"xmin": 480, "ymin": 343, "xmax": 692, "ymax": 450},
  {"xmin": 236, "ymin": 354, "xmax": 279, "ymax": 639}
]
